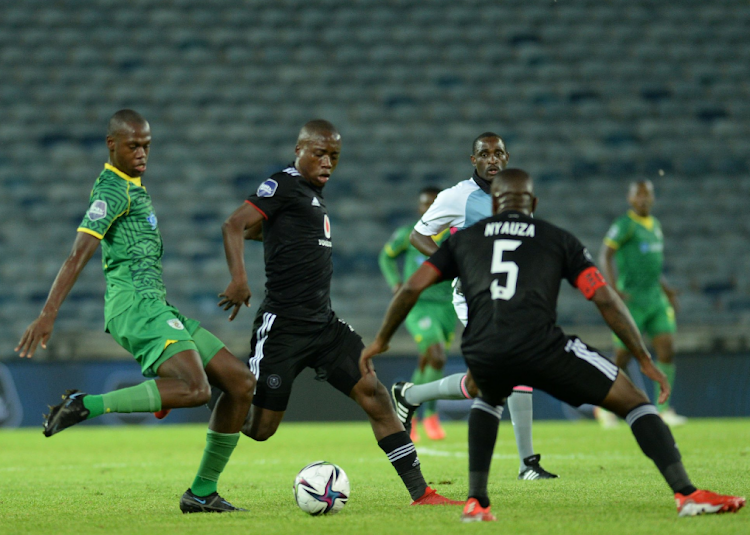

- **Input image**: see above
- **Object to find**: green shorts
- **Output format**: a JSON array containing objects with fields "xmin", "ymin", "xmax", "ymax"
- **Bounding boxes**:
[
  {"xmin": 404, "ymin": 300, "xmax": 458, "ymax": 354},
  {"xmin": 613, "ymin": 294, "xmax": 676, "ymax": 349},
  {"xmin": 106, "ymin": 298, "xmax": 225, "ymax": 378}
]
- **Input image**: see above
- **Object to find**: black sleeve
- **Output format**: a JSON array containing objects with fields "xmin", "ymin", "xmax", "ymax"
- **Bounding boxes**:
[
  {"xmin": 561, "ymin": 230, "xmax": 597, "ymax": 287},
  {"xmin": 246, "ymin": 173, "xmax": 292, "ymax": 220},
  {"xmin": 425, "ymin": 235, "xmax": 460, "ymax": 281}
]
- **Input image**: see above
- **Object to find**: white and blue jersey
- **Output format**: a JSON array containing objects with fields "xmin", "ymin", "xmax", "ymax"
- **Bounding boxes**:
[
  {"xmin": 413, "ymin": 172, "xmax": 491, "ymax": 236},
  {"xmin": 414, "ymin": 172, "xmax": 492, "ymax": 325}
]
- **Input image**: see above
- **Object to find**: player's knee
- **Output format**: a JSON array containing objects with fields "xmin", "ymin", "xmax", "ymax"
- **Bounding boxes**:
[
  {"xmin": 465, "ymin": 375, "xmax": 479, "ymax": 398},
  {"xmin": 245, "ymin": 423, "xmax": 276, "ymax": 442},
  {"xmin": 230, "ymin": 368, "xmax": 256, "ymax": 404},
  {"xmin": 186, "ymin": 379, "xmax": 212, "ymax": 406}
]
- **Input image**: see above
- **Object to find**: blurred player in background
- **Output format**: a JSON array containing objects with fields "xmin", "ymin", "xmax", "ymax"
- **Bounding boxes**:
[
  {"xmin": 219, "ymin": 120, "xmax": 461, "ymax": 505},
  {"xmin": 395, "ymin": 132, "xmax": 556, "ymax": 480},
  {"xmin": 378, "ymin": 186, "xmax": 457, "ymax": 442},
  {"xmin": 600, "ymin": 180, "xmax": 686, "ymax": 426},
  {"xmin": 15, "ymin": 110, "xmax": 256, "ymax": 513},
  {"xmin": 362, "ymin": 169, "xmax": 745, "ymax": 521}
]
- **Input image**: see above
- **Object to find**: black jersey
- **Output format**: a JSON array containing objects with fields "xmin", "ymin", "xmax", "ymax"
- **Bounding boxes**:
[
  {"xmin": 246, "ymin": 165, "xmax": 333, "ymax": 323},
  {"xmin": 427, "ymin": 210, "xmax": 596, "ymax": 361}
]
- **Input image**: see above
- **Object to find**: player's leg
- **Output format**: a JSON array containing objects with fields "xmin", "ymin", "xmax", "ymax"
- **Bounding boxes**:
[
  {"xmin": 645, "ymin": 299, "xmax": 685, "ymax": 424},
  {"xmin": 420, "ymin": 342, "xmax": 447, "ymax": 440},
  {"xmin": 326, "ymin": 318, "xmax": 461, "ymax": 505},
  {"xmin": 240, "ymin": 309, "xmax": 298, "ymax": 441},
  {"xmin": 178, "ymin": 343, "xmax": 255, "ymax": 512},
  {"xmin": 557, "ymin": 337, "xmax": 743, "ymax": 516},
  {"xmin": 459, "ymin": 361, "xmax": 512, "ymax": 521}
]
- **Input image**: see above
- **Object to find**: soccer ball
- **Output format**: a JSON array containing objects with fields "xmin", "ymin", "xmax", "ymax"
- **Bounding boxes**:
[{"xmin": 293, "ymin": 461, "xmax": 350, "ymax": 515}]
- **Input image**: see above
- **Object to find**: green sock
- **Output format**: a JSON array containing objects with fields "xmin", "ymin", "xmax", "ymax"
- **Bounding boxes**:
[
  {"xmin": 191, "ymin": 430, "xmax": 241, "ymax": 497},
  {"xmin": 421, "ymin": 365, "xmax": 444, "ymax": 417},
  {"xmin": 82, "ymin": 380, "xmax": 161, "ymax": 420},
  {"xmin": 655, "ymin": 362, "xmax": 676, "ymax": 412}
]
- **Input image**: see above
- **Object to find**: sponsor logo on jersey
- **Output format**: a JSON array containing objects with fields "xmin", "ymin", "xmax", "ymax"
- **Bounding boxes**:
[
  {"xmin": 167, "ymin": 318, "xmax": 185, "ymax": 330},
  {"xmin": 418, "ymin": 316, "xmax": 433, "ymax": 330},
  {"xmin": 87, "ymin": 200, "xmax": 108, "ymax": 221},
  {"xmin": 257, "ymin": 179, "xmax": 279, "ymax": 198},
  {"xmin": 267, "ymin": 374, "xmax": 282, "ymax": 389},
  {"xmin": 324, "ymin": 214, "xmax": 331, "ymax": 238},
  {"xmin": 311, "ymin": 196, "xmax": 321, "ymax": 207},
  {"xmin": 147, "ymin": 212, "xmax": 158, "ymax": 230},
  {"xmin": 639, "ymin": 241, "xmax": 663, "ymax": 254}
]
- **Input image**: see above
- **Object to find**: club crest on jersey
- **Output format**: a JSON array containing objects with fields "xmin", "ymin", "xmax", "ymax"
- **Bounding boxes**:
[
  {"xmin": 167, "ymin": 319, "xmax": 185, "ymax": 330},
  {"xmin": 147, "ymin": 212, "xmax": 158, "ymax": 230},
  {"xmin": 87, "ymin": 200, "xmax": 107, "ymax": 221},
  {"xmin": 324, "ymin": 214, "xmax": 331, "ymax": 239},
  {"xmin": 257, "ymin": 179, "xmax": 278, "ymax": 198}
]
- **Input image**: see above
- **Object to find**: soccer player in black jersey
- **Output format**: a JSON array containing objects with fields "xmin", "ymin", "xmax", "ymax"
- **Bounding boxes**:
[
  {"xmin": 361, "ymin": 169, "xmax": 745, "ymax": 521},
  {"xmin": 219, "ymin": 120, "xmax": 461, "ymax": 505}
]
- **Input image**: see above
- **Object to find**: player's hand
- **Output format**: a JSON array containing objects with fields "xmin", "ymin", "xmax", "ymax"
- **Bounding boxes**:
[
  {"xmin": 640, "ymin": 359, "xmax": 671, "ymax": 404},
  {"xmin": 359, "ymin": 339, "xmax": 389, "ymax": 377},
  {"xmin": 218, "ymin": 280, "xmax": 252, "ymax": 321},
  {"xmin": 15, "ymin": 314, "xmax": 55, "ymax": 358}
]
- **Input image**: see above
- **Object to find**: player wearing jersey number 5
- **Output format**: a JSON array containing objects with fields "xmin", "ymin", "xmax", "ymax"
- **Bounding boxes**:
[
  {"xmin": 16, "ymin": 110, "xmax": 256, "ymax": 513},
  {"xmin": 404, "ymin": 133, "xmax": 555, "ymax": 480},
  {"xmin": 378, "ymin": 186, "xmax": 457, "ymax": 442},
  {"xmin": 361, "ymin": 169, "xmax": 744, "ymax": 521},
  {"xmin": 219, "ymin": 120, "xmax": 461, "ymax": 506},
  {"xmin": 600, "ymin": 180, "xmax": 686, "ymax": 426}
]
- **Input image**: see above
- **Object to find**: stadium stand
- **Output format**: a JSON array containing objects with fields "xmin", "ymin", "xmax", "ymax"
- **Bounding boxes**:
[{"xmin": 1, "ymin": 0, "xmax": 748, "ymax": 358}]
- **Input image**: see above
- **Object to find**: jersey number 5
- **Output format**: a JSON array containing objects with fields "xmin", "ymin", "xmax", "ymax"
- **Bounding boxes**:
[{"xmin": 490, "ymin": 239, "xmax": 521, "ymax": 300}]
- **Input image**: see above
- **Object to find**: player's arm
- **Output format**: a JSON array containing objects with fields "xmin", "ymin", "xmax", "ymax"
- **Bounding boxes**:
[
  {"xmin": 598, "ymin": 244, "xmax": 623, "ymax": 295},
  {"xmin": 243, "ymin": 220, "xmax": 263, "ymax": 241},
  {"xmin": 15, "ymin": 232, "xmax": 101, "ymax": 358},
  {"xmin": 587, "ymin": 280, "xmax": 670, "ymax": 403},
  {"xmin": 378, "ymin": 229, "xmax": 409, "ymax": 294},
  {"xmin": 660, "ymin": 276, "xmax": 680, "ymax": 313},
  {"xmin": 360, "ymin": 263, "xmax": 443, "ymax": 376},
  {"xmin": 409, "ymin": 229, "xmax": 441, "ymax": 256},
  {"xmin": 219, "ymin": 202, "xmax": 265, "ymax": 320}
]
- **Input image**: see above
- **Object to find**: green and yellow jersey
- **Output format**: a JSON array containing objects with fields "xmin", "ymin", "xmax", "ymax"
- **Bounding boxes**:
[
  {"xmin": 78, "ymin": 164, "xmax": 166, "ymax": 322},
  {"xmin": 379, "ymin": 224, "xmax": 453, "ymax": 303},
  {"xmin": 604, "ymin": 210, "xmax": 665, "ymax": 305}
]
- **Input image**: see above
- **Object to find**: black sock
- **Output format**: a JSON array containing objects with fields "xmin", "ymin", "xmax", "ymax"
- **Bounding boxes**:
[
  {"xmin": 378, "ymin": 431, "xmax": 427, "ymax": 500},
  {"xmin": 626, "ymin": 403, "xmax": 697, "ymax": 495},
  {"xmin": 468, "ymin": 398, "xmax": 502, "ymax": 507}
]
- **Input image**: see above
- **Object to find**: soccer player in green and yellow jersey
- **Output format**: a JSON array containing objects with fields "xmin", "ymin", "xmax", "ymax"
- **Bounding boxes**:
[
  {"xmin": 600, "ymin": 180, "xmax": 686, "ymax": 426},
  {"xmin": 378, "ymin": 187, "xmax": 457, "ymax": 441},
  {"xmin": 15, "ymin": 110, "xmax": 256, "ymax": 513}
]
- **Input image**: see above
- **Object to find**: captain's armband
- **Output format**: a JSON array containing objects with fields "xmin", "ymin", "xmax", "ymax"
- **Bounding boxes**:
[{"xmin": 576, "ymin": 266, "xmax": 607, "ymax": 299}]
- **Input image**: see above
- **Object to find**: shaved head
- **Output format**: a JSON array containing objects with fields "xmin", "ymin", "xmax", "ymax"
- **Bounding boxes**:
[
  {"xmin": 491, "ymin": 168, "xmax": 537, "ymax": 215},
  {"xmin": 297, "ymin": 119, "xmax": 340, "ymax": 144},
  {"xmin": 107, "ymin": 109, "xmax": 148, "ymax": 138},
  {"xmin": 628, "ymin": 179, "xmax": 653, "ymax": 196}
]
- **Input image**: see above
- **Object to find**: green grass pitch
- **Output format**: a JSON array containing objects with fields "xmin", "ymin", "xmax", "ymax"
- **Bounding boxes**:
[{"xmin": 1, "ymin": 419, "xmax": 748, "ymax": 534}]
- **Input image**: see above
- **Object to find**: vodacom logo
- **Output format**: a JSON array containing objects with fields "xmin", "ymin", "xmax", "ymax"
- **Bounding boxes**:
[{"xmin": 324, "ymin": 214, "xmax": 331, "ymax": 239}]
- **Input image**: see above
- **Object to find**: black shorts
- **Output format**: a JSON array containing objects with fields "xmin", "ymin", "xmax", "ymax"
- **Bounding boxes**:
[
  {"xmin": 247, "ymin": 309, "xmax": 364, "ymax": 411},
  {"xmin": 466, "ymin": 336, "xmax": 619, "ymax": 408}
]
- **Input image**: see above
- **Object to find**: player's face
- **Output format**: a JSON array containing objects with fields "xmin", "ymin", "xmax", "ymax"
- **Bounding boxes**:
[
  {"xmin": 295, "ymin": 133, "xmax": 341, "ymax": 188},
  {"xmin": 107, "ymin": 122, "xmax": 151, "ymax": 177},
  {"xmin": 471, "ymin": 137, "xmax": 509, "ymax": 180},
  {"xmin": 628, "ymin": 183, "xmax": 654, "ymax": 217},
  {"xmin": 418, "ymin": 192, "xmax": 437, "ymax": 216}
]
